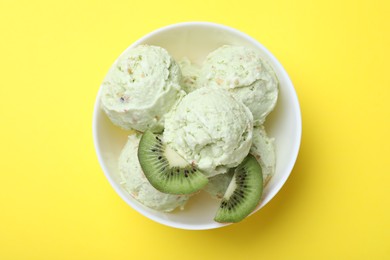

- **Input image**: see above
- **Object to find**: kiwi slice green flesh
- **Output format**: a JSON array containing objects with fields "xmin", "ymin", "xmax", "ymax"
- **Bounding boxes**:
[
  {"xmin": 214, "ymin": 154, "xmax": 263, "ymax": 223},
  {"xmin": 138, "ymin": 130, "xmax": 208, "ymax": 195}
]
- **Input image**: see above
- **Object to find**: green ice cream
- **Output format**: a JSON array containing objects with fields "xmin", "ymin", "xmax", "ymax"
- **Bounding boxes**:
[
  {"xmin": 178, "ymin": 57, "xmax": 201, "ymax": 93},
  {"xmin": 163, "ymin": 88, "xmax": 254, "ymax": 177},
  {"xmin": 250, "ymin": 126, "xmax": 276, "ymax": 185},
  {"xmin": 200, "ymin": 45, "xmax": 279, "ymax": 125},
  {"xmin": 118, "ymin": 134, "xmax": 190, "ymax": 212},
  {"xmin": 101, "ymin": 45, "xmax": 184, "ymax": 132},
  {"xmin": 203, "ymin": 170, "xmax": 234, "ymax": 200},
  {"xmin": 203, "ymin": 126, "xmax": 276, "ymax": 199}
]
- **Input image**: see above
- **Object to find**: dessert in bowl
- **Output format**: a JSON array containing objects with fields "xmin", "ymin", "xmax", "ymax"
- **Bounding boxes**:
[{"xmin": 93, "ymin": 22, "xmax": 301, "ymax": 230}]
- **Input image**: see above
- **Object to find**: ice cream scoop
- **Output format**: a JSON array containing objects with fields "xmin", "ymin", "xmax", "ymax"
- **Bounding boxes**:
[
  {"xmin": 200, "ymin": 45, "xmax": 278, "ymax": 125},
  {"xmin": 163, "ymin": 87, "xmax": 254, "ymax": 177},
  {"xmin": 101, "ymin": 45, "xmax": 184, "ymax": 132},
  {"xmin": 118, "ymin": 134, "xmax": 190, "ymax": 212}
]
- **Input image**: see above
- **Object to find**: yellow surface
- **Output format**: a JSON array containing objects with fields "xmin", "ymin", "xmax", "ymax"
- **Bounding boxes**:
[{"xmin": 0, "ymin": 0, "xmax": 389, "ymax": 259}]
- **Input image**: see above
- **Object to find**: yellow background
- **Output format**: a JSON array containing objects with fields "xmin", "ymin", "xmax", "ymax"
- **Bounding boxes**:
[{"xmin": 1, "ymin": 0, "xmax": 389, "ymax": 259}]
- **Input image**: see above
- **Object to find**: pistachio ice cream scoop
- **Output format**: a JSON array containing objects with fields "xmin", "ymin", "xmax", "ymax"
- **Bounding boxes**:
[
  {"xmin": 101, "ymin": 45, "xmax": 184, "ymax": 132},
  {"xmin": 163, "ymin": 88, "xmax": 254, "ymax": 177},
  {"xmin": 200, "ymin": 45, "xmax": 278, "ymax": 125},
  {"xmin": 118, "ymin": 134, "xmax": 190, "ymax": 212}
]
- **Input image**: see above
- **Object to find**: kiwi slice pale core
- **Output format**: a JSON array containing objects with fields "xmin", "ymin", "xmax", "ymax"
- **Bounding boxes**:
[
  {"xmin": 214, "ymin": 154, "xmax": 263, "ymax": 223},
  {"xmin": 138, "ymin": 130, "xmax": 208, "ymax": 195}
]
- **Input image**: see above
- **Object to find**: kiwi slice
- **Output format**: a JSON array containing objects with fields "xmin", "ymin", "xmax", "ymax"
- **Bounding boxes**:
[
  {"xmin": 138, "ymin": 130, "xmax": 208, "ymax": 195},
  {"xmin": 214, "ymin": 154, "xmax": 263, "ymax": 223}
]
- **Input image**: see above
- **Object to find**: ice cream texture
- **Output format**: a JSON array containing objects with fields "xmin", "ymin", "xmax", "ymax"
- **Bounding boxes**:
[
  {"xmin": 163, "ymin": 87, "xmax": 254, "ymax": 177},
  {"xmin": 200, "ymin": 45, "xmax": 278, "ymax": 125},
  {"xmin": 101, "ymin": 45, "xmax": 184, "ymax": 132},
  {"xmin": 203, "ymin": 170, "xmax": 234, "ymax": 200},
  {"xmin": 203, "ymin": 126, "xmax": 276, "ymax": 199},
  {"xmin": 178, "ymin": 57, "xmax": 201, "ymax": 93},
  {"xmin": 118, "ymin": 134, "xmax": 190, "ymax": 212},
  {"xmin": 250, "ymin": 126, "xmax": 276, "ymax": 185}
]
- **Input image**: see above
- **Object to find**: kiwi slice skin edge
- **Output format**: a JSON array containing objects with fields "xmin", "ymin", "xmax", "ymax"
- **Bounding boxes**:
[
  {"xmin": 214, "ymin": 154, "xmax": 263, "ymax": 223},
  {"xmin": 138, "ymin": 130, "xmax": 209, "ymax": 195}
]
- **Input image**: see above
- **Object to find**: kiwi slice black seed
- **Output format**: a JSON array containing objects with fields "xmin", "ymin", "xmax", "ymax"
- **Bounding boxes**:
[
  {"xmin": 214, "ymin": 154, "xmax": 263, "ymax": 223},
  {"xmin": 138, "ymin": 130, "xmax": 208, "ymax": 195}
]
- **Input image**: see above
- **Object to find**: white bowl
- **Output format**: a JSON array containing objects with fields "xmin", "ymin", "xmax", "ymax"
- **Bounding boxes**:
[{"xmin": 93, "ymin": 22, "xmax": 302, "ymax": 230}]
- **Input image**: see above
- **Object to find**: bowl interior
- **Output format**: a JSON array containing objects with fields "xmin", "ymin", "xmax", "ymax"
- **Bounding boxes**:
[{"xmin": 93, "ymin": 22, "xmax": 301, "ymax": 230}]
